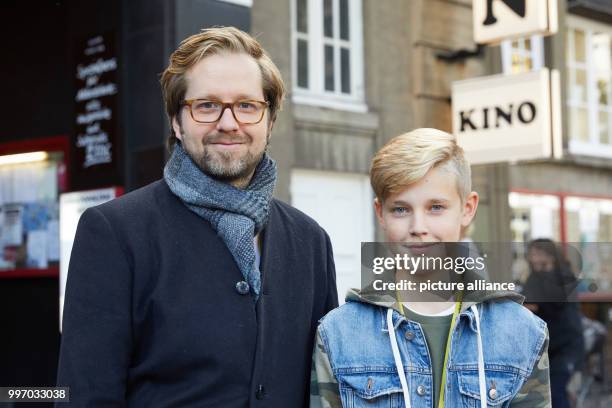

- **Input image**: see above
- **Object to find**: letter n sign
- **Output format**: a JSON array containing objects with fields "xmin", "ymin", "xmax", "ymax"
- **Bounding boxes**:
[{"xmin": 473, "ymin": 0, "xmax": 558, "ymax": 44}]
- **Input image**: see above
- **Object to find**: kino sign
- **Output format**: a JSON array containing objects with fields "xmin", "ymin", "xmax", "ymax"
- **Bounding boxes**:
[
  {"xmin": 473, "ymin": 0, "xmax": 558, "ymax": 44},
  {"xmin": 452, "ymin": 68, "xmax": 562, "ymax": 165}
]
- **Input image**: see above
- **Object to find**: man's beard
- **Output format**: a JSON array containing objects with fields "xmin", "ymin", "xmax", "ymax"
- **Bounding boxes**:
[{"xmin": 188, "ymin": 133, "xmax": 269, "ymax": 184}]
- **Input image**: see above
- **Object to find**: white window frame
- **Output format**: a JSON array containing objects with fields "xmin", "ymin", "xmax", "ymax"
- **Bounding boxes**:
[
  {"xmin": 291, "ymin": 0, "xmax": 366, "ymax": 112},
  {"xmin": 500, "ymin": 35, "xmax": 544, "ymax": 74},
  {"xmin": 215, "ymin": 0, "xmax": 252, "ymax": 7},
  {"xmin": 567, "ymin": 16, "xmax": 612, "ymax": 158}
]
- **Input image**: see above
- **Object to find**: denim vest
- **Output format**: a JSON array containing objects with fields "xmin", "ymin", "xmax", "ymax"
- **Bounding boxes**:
[{"xmin": 318, "ymin": 299, "xmax": 547, "ymax": 407}]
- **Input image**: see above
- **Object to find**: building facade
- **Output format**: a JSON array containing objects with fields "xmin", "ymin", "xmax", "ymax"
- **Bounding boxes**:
[{"xmin": 2, "ymin": 0, "xmax": 612, "ymax": 390}]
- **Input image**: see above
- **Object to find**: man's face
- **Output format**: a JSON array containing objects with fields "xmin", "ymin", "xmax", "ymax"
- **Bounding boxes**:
[
  {"xmin": 172, "ymin": 53, "xmax": 272, "ymax": 187},
  {"xmin": 374, "ymin": 166, "xmax": 478, "ymax": 245}
]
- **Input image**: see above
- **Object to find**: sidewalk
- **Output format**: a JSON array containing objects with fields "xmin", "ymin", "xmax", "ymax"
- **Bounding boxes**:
[{"xmin": 582, "ymin": 380, "xmax": 612, "ymax": 408}]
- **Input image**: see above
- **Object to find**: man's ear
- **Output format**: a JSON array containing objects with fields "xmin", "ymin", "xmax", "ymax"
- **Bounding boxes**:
[
  {"xmin": 461, "ymin": 191, "xmax": 479, "ymax": 228},
  {"xmin": 172, "ymin": 116, "xmax": 183, "ymax": 142},
  {"xmin": 267, "ymin": 116, "xmax": 275, "ymax": 135},
  {"xmin": 374, "ymin": 198, "xmax": 386, "ymax": 230}
]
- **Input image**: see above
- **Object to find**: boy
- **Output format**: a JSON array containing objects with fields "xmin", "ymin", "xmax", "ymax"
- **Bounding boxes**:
[{"xmin": 311, "ymin": 128, "xmax": 551, "ymax": 407}]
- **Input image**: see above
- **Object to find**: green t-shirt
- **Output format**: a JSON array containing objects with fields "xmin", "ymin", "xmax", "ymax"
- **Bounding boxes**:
[{"xmin": 403, "ymin": 307, "xmax": 453, "ymax": 407}]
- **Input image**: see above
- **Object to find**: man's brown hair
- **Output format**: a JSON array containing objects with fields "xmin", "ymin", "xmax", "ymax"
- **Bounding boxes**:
[{"xmin": 160, "ymin": 26, "xmax": 285, "ymax": 149}]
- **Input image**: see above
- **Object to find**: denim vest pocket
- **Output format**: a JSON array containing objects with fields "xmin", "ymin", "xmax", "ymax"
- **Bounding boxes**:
[
  {"xmin": 337, "ymin": 371, "xmax": 403, "ymax": 407},
  {"xmin": 457, "ymin": 369, "xmax": 520, "ymax": 407}
]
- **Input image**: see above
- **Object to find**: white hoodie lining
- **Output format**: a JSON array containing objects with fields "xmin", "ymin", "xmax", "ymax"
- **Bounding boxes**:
[
  {"xmin": 471, "ymin": 304, "xmax": 488, "ymax": 408},
  {"xmin": 387, "ymin": 308, "xmax": 411, "ymax": 407},
  {"xmin": 387, "ymin": 306, "xmax": 487, "ymax": 407}
]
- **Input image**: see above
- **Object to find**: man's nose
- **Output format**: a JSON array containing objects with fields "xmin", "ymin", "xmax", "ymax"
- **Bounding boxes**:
[{"xmin": 216, "ymin": 107, "xmax": 239, "ymax": 132}]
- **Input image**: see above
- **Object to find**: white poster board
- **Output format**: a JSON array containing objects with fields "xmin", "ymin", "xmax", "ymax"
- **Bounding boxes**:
[
  {"xmin": 473, "ymin": 0, "xmax": 558, "ymax": 44},
  {"xmin": 452, "ymin": 68, "xmax": 562, "ymax": 164},
  {"xmin": 59, "ymin": 187, "xmax": 120, "ymax": 331}
]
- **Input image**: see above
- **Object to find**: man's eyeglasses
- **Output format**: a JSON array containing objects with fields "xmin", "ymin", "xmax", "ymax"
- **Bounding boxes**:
[{"xmin": 180, "ymin": 99, "xmax": 269, "ymax": 124}]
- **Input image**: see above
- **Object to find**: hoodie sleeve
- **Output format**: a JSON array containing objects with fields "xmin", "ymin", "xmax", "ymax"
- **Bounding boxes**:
[
  {"xmin": 509, "ymin": 329, "xmax": 551, "ymax": 407},
  {"xmin": 309, "ymin": 327, "xmax": 342, "ymax": 408}
]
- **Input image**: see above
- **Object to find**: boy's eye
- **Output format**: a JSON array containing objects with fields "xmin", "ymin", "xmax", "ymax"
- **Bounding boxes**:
[
  {"xmin": 391, "ymin": 207, "xmax": 409, "ymax": 215},
  {"xmin": 431, "ymin": 204, "xmax": 445, "ymax": 212}
]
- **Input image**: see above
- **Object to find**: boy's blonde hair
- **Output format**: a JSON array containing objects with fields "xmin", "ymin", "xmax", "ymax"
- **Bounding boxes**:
[{"xmin": 370, "ymin": 128, "xmax": 471, "ymax": 202}]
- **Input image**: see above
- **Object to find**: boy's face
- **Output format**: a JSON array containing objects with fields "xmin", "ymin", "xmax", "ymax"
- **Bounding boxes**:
[{"xmin": 374, "ymin": 166, "xmax": 478, "ymax": 243}]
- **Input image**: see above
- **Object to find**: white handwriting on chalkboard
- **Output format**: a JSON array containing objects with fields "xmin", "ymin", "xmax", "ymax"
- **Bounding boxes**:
[
  {"xmin": 75, "ymin": 84, "xmax": 117, "ymax": 102},
  {"xmin": 77, "ymin": 58, "xmax": 117, "ymax": 79},
  {"xmin": 76, "ymin": 108, "xmax": 112, "ymax": 125},
  {"xmin": 76, "ymin": 133, "xmax": 112, "ymax": 168}
]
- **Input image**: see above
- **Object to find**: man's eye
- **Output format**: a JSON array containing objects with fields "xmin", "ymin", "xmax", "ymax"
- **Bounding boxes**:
[
  {"xmin": 237, "ymin": 102, "xmax": 257, "ymax": 111},
  {"xmin": 195, "ymin": 101, "xmax": 220, "ymax": 110}
]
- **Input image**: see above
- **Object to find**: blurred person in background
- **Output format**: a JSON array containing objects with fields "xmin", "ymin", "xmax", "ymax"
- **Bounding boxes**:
[{"xmin": 523, "ymin": 238, "xmax": 584, "ymax": 408}]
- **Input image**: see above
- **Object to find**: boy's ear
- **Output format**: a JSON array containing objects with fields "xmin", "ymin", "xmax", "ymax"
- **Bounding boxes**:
[
  {"xmin": 374, "ymin": 198, "xmax": 386, "ymax": 230},
  {"xmin": 461, "ymin": 191, "xmax": 479, "ymax": 228}
]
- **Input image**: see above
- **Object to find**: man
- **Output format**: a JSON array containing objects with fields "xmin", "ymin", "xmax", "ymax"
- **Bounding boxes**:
[{"xmin": 57, "ymin": 27, "xmax": 338, "ymax": 407}]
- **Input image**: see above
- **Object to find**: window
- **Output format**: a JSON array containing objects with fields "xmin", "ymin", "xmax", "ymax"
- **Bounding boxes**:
[
  {"xmin": 291, "ymin": 0, "xmax": 365, "ymax": 111},
  {"xmin": 501, "ymin": 35, "xmax": 544, "ymax": 74},
  {"xmin": 567, "ymin": 16, "xmax": 612, "ymax": 157},
  {"xmin": 0, "ymin": 136, "xmax": 69, "ymax": 277}
]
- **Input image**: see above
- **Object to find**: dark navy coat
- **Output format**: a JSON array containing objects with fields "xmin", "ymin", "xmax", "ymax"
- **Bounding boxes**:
[{"xmin": 57, "ymin": 179, "xmax": 338, "ymax": 407}]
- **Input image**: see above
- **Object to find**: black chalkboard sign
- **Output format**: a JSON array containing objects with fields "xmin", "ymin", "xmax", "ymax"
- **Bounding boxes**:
[{"xmin": 72, "ymin": 32, "xmax": 122, "ymax": 190}]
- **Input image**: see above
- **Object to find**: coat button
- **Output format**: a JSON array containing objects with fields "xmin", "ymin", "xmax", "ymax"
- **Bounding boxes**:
[
  {"xmin": 235, "ymin": 280, "xmax": 250, "ymax": 295},
  {"xmin": 255, "ymin": 384, "xmax": 265, "ymax": 400},
  {"xmin": 417, "ymin": 385, "xmax": 426, "ymax": 396},
  {"xmin": 404, "ymin": 331, "xmax": 415, "ymax": 341},
  {"xmin": 489, "ymin": 387, "xmax": 498, "ymax": 400}
]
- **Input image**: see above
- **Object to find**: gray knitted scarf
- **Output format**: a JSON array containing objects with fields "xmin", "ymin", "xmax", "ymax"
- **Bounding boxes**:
[{"xmin": 163, "ymin": 143, "xmax": 277, "ymax": 299}]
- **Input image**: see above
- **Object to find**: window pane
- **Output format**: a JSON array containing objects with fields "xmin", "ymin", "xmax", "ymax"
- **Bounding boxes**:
[
  {"xmin": 574, "ymin": 29, "xmax": 586, "ymax": 63},
  {"xmin": 524, "ymin": 38, "xmax": 531, "ymax": 51},
  {"xmin": 340, "ymin": 0, "xmax": 349, "ymax": 40},
  {"xmin": 570, "ymin": 107, "xmax": 589, "ymax": 142},
  {"xmin": 511, "ymin": 53, "xmax": 529, "ymax": 73},
  {"xmin": 340, "ymin": 47, "xmax": 350, "ymax": 93},
  {"xmin": 296, "ymin": 0, "xmax": 308, "ymax": 33},
  {"xmin": 325, "ymin": 45, "xmax": 334, "ymax": 91},
  {"xmin": 297, "ymin": 39, "xmax": 309, "ymax": 88},
  {"xmin": 596, "ymin": 74, "xmax": 610, "ymax": 106},
  {"xmin": 593, "ymin": 33, "xmax": 611, "ymax": 72},
  {"xmin": 599, "ymin": 111, "xmax": 611, "ymax": 144},
  {"xmin": 569, "ymin": 68, "xmax": 587, "ymax": 103},
  {"xmin": 324, "ymin": 0, "xmax": 333, "ymax": 38}
]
